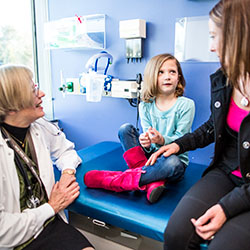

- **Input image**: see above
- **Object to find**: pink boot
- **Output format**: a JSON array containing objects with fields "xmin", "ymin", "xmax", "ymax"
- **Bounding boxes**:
[
  {"xmin": 84, "ymin": 168, "xmax": 147, "ymax": 192},
  {"xmin": 146, "ymin": 180, "xmax": 165, "ymax": 203},
  {"xmin": 84, "ymin": 170, "xmax": 122, "ymax": 190},
  {"xmin": 123, "ymin": 146, "xmax": 148, "ymax": 169}
]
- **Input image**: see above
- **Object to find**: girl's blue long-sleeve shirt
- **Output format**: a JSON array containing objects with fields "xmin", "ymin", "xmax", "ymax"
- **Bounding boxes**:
[{"xmin": 139, "ymin": 96, "xmax": 195, "ymax": 166}]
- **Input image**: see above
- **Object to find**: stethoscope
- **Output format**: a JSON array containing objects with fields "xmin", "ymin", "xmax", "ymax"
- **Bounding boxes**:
[
  {"xmin": 1, "ymin": 118, "xmax": 63, "ymax": 208},
  {"xmin": 1, "ymin": 127, "xmax": 45, "ymax": 208},
  {"xmin": 14, "ymin": 145, "xmax": 43, "ymax": 208}
]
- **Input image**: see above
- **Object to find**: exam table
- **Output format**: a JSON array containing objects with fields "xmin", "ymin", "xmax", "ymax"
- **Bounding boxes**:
[{"xmin": 55, "ymin": 141, "xmax": 208, "ymax": 250}]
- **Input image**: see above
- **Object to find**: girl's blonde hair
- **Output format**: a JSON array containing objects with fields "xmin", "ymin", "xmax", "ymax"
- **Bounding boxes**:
[
  {"xmin": 0, "ymin": 64, "xmax": 34, "ymax": 122},
  {"xmin": 209, "ymin": 0, "xmax": 250, "ymax": 87},
  {"xmin": 141, "ymin": 53, "xmax": 185, "ymax": 103}
]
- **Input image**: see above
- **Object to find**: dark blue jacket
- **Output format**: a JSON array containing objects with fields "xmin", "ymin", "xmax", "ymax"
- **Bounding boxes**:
[{"xmin": 175, "ymin": 69, "xmax": 250, "ymax": 219}]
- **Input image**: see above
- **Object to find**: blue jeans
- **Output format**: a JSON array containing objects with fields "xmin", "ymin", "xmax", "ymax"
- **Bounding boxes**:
[
  {"xmin": 118, "ymin": 123, "xmax": 186, "ymax": 185},
  {"xmin": 118, "ymin": 123, "xmax": 140, "ymax": 151}
]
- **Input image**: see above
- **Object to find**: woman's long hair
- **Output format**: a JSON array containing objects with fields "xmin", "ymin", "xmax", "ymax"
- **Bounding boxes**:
[{"xmin": 210, "ymin": 0, "xmax": 250, "ymax": 89}]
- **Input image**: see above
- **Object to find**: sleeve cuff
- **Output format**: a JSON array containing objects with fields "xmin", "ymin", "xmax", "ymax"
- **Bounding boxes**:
[
  {"xmin": 33, "ymin": 203, "xmax": 55, "ymax": 220},
  {"xmin": 218, "ymin": 185, "xmax": 250, "ymax": 219},
  {"xmin": 218, "ymin": 201, "xmax": 231, "ymax": 219},
  {"xmin": 61, "ymin": 166, "xmax": 76, "ymax": 171},
  {"xmin": 23, "ymin": 203, "xmax": 55, "ymax": 235},
  {"xmin": 143, "ymin": 146, "xmax": 154, "ymax": 153}
]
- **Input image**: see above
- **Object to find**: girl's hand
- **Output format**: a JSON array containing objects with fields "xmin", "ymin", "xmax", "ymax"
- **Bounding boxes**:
[
  {"xmin": 148, "ymin": 127, "xmax": 165, "ymax": 145},
  {"xmin": 139, "ymin": 132, "xmax": 151, "ymax": 148},
  {"xmin": 146, "ymin": 143, "xmax": 180, "ymax": 166},
  {"xmin": 191, "ymin": 204, "xmax": 227, "ymax": 240}
]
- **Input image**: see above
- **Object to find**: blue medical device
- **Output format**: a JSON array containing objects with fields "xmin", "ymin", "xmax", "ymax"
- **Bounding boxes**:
[{"xmin": 85, "ymin": 51, "xmax": 113, "ymax": 75}]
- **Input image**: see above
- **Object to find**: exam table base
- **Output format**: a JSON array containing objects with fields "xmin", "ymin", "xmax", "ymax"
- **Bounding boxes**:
[{"xmin": 69, "ymin": 211, "xmax": 163, "ymax": 250}]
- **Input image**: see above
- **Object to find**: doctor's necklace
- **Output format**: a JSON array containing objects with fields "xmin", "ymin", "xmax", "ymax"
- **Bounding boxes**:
[{"xmin": 9, "ymin": 133, "xmax": 27, "ymax": 148}]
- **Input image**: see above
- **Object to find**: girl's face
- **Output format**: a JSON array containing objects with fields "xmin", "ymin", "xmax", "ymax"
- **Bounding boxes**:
[
  {"xmin": 157, "ymin": 59, "xmax": 179, "ymax": 97},
  {"xmin": 209, "ymin": 18, "xmax": 222, "ymax": 58}
]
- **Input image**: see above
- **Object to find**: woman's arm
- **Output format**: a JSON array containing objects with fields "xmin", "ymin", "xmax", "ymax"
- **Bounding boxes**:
[
  {"xmin": 218, "ymin": 183, "xmax": 250, "ymax": 219},
  {"xmin": 146, "ymin": 115, "xmax": 215, "ymax": 165},
  {"xmin": 0, "ymin": 202, "xmax": 54, "ymax": 248},
  {"xmin": 174, "ymin": 115, "xmax": 215, "ymax": 154},
  {"xmin": 36, "ymin": 119, "xmax": 82, "ymax": 172}
]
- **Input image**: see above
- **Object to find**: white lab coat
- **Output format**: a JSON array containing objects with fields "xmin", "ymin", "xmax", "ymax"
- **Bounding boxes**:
[{"xmin": 0, "ymin": 118, "xmax": 82, "ymax": 250}]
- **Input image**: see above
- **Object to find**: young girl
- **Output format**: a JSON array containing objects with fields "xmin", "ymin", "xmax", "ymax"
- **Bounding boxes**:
[{"xmin": 84, "ymin": 53, "xmax": 195, "ymax": 203}]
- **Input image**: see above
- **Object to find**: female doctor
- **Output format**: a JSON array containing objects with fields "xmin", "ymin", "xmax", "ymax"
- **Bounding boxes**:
[{"xmin": 0, "ymin": 65, "xmax": 94, "ymax": 250}]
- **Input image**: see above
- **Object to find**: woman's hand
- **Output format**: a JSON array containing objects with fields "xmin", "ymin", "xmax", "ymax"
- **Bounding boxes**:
[
  {"xmin": 59, "ymin": 170, "xmax": 76, "ymax": 188},
  {"xmin": 147, "ymin": 127, "xmax": 165, "ymax": 145},
  {"xmin": 48, "ymin": 175, "xmax": 80, "ymax": 214},
  {"xmin": 191, "ymin": 204, "xmax": 227, "ymax": 240},
  {"xmin": 146, "ymin": 143, "xmax": 180, "ymax": 166},
  {"xmin": 139, "ymin": 132, "xmax": 151, "ymax": 148}
]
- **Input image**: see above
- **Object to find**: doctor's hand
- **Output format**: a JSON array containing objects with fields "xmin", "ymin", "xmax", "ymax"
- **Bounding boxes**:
[
  {"xmin": 191, "ymin": 204, "xmax": 227, "ymax": 240},
  {"xmin": 48, "ymin": 177, "xmax": 80, "ymax": 214},
  {"xmin": 139, "ymin": 132, "xmax": 151, "ymax": 148},
  {"xmin": 147, "ymin": 127, "xmax": 165, "ymax": 145},
  {"xmin": 59, "ymin": 169, "xmax": 76, "ymax": 188},
  {"xmin": 145, "ymin": 143, "xmax": 180, "ymax": 166}
]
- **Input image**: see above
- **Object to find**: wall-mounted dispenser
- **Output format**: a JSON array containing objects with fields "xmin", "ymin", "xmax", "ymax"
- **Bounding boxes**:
[
  {"xmin": 44, "ymin": 14, "xmax": 106, "ymax": 50},
  {"xmin": 175, "ymin": 16, "xmax": 219, "ymax": 62},
  {"xmin": 119, "ymin": 19, "xmax": 146, "ymax": 63}
]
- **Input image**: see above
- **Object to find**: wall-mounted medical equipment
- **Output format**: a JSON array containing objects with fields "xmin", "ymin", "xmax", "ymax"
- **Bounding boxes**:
[
  {"xmin": 84, "ymin": 51, "xmax": 113, "ymax": 102},
  {"xmin": 44, "ymin": 14, "xmax": 106, "ymax": 50},
  {"xmin": 59, "ymin": 51, "xmax": 143, "ymax": 101},
  {"xmin": 175, "ymin": 15, "xmax": 219, "ymax": 62},
  {"xmin": 59, "ymin": 51, "xmax": 113, "ymax": 102},
  {"xmin": 111, "ymin": 80, "xmax": 138, "ymax": 99},
  {"xmin": 59, "ymin": 71, "xmax": 74, "ymax": 98},
  {"xmin": 119, "ymin": 19, "xmax": 146, "ymax": 63},
  {"xmin": 60, "ymin": 76, "xmax": 142, "ymax": 100},
  {"xmin": 85, "ymin": 51, "xmax": 113, "ymax": 74},
  {"xmin": 61, "ymin": 77, "xmax": 141, "ymax": 99}
]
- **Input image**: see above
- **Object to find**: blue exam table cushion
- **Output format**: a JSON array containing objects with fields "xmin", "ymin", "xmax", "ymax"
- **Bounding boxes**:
[{"xmin": 54, "ymin": 141, "xmax": 207, "ymax": 242}]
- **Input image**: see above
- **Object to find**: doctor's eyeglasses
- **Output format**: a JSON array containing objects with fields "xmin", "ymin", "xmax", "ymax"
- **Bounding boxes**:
[{"xmin": 33, "ymin": 84, "xmax": 39, "ymax": 96}]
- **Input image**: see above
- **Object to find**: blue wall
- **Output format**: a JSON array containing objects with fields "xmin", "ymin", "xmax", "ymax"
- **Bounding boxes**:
[{"xmin": 48, "ymin": 0, "xmax": 219, "ymax": 165}]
